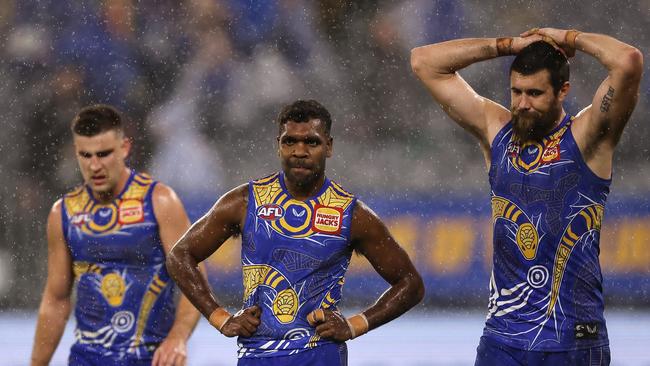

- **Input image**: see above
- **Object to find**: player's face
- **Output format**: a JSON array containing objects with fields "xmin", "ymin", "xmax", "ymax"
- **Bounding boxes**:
[
  {"xmin": 278, "ymin": 119, "xmax": 332, "ymax": 189},
  {"xmin": 73, "ymin": 130, "xmax": 130, "ymax": 197},
  {"xmin": 510, "ymin": 69, "xmax": 568, "ymax": 141}
]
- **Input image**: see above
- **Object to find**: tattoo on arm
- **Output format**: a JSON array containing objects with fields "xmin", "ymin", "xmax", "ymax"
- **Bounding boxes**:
[{"xmin": 599, "ymin": 86, "xmax": 615, "ymax": 112}]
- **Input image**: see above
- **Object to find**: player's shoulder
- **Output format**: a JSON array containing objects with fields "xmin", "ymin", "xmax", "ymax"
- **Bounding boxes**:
[
  {"xmin": 350, "ymin": 199, "xmax": 375, "ymax": 220},
  {"xmin": 315, "ymin": 177, "xmax": 356, "ymax": 213},
  {"xmin": 50, "ymin": 198, "xmax": 64, "ymax": 214},
  {"xmin": 63, "ymin": 185, "xmax": 85, "ymax": 199},
  {"xmin": 132, "ymin": 170, "xmax": 155, "ymax": 185},
  {"xmin": 248, "ymin": 173, "xmax": 282, "ymax": 205},
  {"xmin": 221, "ymin": 183, "xmax": 249, "ymax": 205},
  {"xmin": 151, "ymin": 182, "xmax": 180, "ymax": 204},
  {"xmin": 571, "ymin": 107, "xmax": 591, "ymax": 128},
  {"xmin": 251, "ymin": 172, "xmax": 281, "ymax": 186},
  {"xmin": 61, "ymin": 185, "xmax": 91, "ymax": 212},
  {"xmin": 119, "ymin": 169, "xmax": 157, "ymax": 201},
  {"xmin": 327, "ymin": 178, "xmax": 355, "ymax": 199},
  {"xmin": 486, "ymin": 108, "xmax": 513, "ymax": 147}
]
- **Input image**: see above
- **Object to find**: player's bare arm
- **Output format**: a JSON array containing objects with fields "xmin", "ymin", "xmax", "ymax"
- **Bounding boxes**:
[
  {"xmin": 152, "ymin": 183, "xmax": 202, "ymax": 366},
  {"xmin": 30, "ymin": 200, "xmax": 74, "ymax": 366},
  {"xmin": 166, "ymin": 184, "xmax": 261, "ymax": 338},
  {"xmin": 410, "ymin": 35, "xmax": 544, "ymax": 164},
  {"xmin": 308, "ymin": 200, "xmax": 425, "ymax": 342},
  {"xmin": 532, "ymin": 28, "xmax": 643, "ymax": 178}
]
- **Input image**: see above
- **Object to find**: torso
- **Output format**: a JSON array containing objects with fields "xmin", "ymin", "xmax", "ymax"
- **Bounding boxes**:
[
  {"xmin": 61, "ymin": 170, "xmax": 174, "ymax": 360},
  {"xmin": 484, "ymin": 115, "xmax": 611, "ymax": 351},
  {"xmin": 238, "ymin": 172, "xmax": 357, "ymax": 359}
]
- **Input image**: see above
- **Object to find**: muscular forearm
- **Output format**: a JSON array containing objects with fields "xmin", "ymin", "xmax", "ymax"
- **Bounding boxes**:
[
  {"xmin": 573, "ymin": 32, "xmax": 642, "ymax": 76},
  {"xmin": 31, "ymin": 296, "xmax": 71, "ymax": 366},
  {"xmin": 167, "ymin": 295, "xmax": 201, "ymax": 340},
  {"xmin": 166, "ymin": 246, "xmax": 221, "ymax": 319},
  {"xmin": 361, "ymin": 272, "xmax": 424, "ymax": 331},
  {"xmin": 411, "ymin": 38, "xmax": 500, "ymax": 78}
]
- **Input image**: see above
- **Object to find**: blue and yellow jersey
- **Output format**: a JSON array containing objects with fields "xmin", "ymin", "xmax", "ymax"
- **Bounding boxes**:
[
  {"xmin": 238, "ymin": 172, "xmax": 357, "ymax": 359},
  {"xmin": 485, "ymin": 115, "xmax": 611, "ymax": 351},
  {"xmin": 61, "ymin": 170, "xmax": 175, "ymax": 361}
]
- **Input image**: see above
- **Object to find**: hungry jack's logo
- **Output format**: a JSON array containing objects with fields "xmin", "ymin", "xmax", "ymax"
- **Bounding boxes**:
[
  {"xmin": 118, "ymin": 199, "xmax": 144, "ymax": 225},
  {"xmin": 312, "ymin": 205, "xmax": 343, "ymax": 235}
]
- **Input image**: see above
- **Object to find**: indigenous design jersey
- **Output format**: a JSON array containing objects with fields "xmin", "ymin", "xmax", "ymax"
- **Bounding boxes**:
[
  {"xmin": 61, "ymin": 170, "xmax": 174, "ymax": 360},
  {"xmin": 239, "ymin": 172, "xmax": 357, "ymax": 359},
  {"xmin": 485, "ymin": 115, "xmax": 611, "ymax": 351}
]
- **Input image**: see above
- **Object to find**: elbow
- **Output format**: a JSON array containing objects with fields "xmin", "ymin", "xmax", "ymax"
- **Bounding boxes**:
[
  {"xmin": 410, "ymin": 46, "xmax": 449, "ymax": 82},
  {"xmin": 616, "ymin": 47, "xmax": 644, "ymax": 80},
  {"xmin": 165, "ymin": 246, "xmax": 182, "ymax": 280},
  {"xmin": 410, "ymin": 47, "xmax": 427, "ymax": 77},
  {"xmin": 415, "ymin": 273, "xmax": 425, "ymax": 304},
  {"xmin": 408, "ymin": 271, "xmax": 426, "ymax": 305}
]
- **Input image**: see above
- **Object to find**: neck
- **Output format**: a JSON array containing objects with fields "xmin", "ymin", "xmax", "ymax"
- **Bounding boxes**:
[
  {"xmin": 554, "ymin": 109, "xmax": 567, "ymax": 128},
  {"xmin": 284, "ymin": 173, "xmax": 326, "ymax": 201}
]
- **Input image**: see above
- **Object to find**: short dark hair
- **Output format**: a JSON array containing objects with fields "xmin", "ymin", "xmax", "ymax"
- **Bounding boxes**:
[
  {"xmin": 71, "ymin": 104, "xmax": 124, "ymax": 137},
  {"xmin": 510, "ymin": 41, "xmax": 570, "ymax": 94},
  {"xmin": 277, "ymin": 100, "xmax": 332, "ymax": 135}
]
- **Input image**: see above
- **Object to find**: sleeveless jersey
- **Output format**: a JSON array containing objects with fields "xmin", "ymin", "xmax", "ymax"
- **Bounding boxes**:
[
  {"xmin": 238, "ymin": 172, "xmax": 357, "ymax": 359},
  {"xmin": 61, "ymin": 170, "xmax": 175, "ymax": 360},
  {"xmin": 484, "ymin": 115, "xmax": 611, "ymax": 351}
]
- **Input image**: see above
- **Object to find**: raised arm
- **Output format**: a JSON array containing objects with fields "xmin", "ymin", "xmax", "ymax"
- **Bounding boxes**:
[
  {"xmin": 31, "ymin": 201, "xmax": 74, "ymax": 366},
  {"xmin": 410, "ymin": 36, "xmax": 542, "ymax": 163},
  {"xmin": 151, "ymin": 183, "xmax": 202, "ymax": 366},
  {"xmin": 165, "ymin": 184, "xmax": 260, "ymax": 338},
  {"xmin": 308, "ymin": 200, "xmax": 425, "ymax": 341},
  {"xmin": 535, "ymin": 28, "xmax": 643, "ymax": 178}
]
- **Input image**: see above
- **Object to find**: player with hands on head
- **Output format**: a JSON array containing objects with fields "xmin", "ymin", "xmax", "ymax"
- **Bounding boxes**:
[{"xmin": 412, "ymin": 27, "xmax": 642, "ymax": 366}]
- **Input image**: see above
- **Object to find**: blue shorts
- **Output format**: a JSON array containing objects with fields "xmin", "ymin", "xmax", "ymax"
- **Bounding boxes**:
[
  {"xmin": 69, "ymin": 345, "xmax": 152, "ymax": 366},
  {"xmin": 474, "ymin": 336, "xmax": 610, "ymax": 366},
  {"xmin": 238, "ymin": 342, "xmax": 348, "ymax": 366}
]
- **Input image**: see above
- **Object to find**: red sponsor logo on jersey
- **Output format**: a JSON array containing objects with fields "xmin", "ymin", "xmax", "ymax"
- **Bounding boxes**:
[
  {"xmin": 257, "ymin": 204, "xmax": 284, "ymax": 220},
  {"xmin": 542, "ymin": 140, "xmax": 561, "ymax": 163},
  {"xmin": 118, "ymin": 199, "xmax": 144, "ymax": 225},
  {"xmin": 311, "ymin": 205, "xmax": 343, "ymax": 235}
]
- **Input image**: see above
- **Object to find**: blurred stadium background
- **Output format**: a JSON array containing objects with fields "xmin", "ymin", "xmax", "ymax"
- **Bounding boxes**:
[{"xmin": 0, "ymin": 0, "xmax": 648, "ymax": 365}]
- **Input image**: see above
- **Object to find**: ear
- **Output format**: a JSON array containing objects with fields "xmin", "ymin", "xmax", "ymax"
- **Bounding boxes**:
[
  {"xmin": 557, "ymin": 81, "xmax": 571, "ymax": 102},
  {"xmin": 326, "ymin": 136, "xmax": 333, "ymax": 158}
]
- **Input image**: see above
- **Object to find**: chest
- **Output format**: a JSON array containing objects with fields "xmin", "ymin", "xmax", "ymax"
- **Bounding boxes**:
[
  {"xmin": 492, "ymin": 128, "xmax": 581, "ymax": 195},
  {"xmin": 244, "ymin": 199, "xmax": 353, "ymax": 270},
  {"xmin": 65, "ymin": 199, "xmax": 163, "ymax": 265}
]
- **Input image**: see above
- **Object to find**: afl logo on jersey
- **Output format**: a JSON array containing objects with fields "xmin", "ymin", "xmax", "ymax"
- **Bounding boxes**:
[
  {"xmin": 70, "ymin": 212, "xmax": 91, "ymax": 226},
  {"xmin": 257, "ymin": 204, "xmax": 285, "ymax": 220}
]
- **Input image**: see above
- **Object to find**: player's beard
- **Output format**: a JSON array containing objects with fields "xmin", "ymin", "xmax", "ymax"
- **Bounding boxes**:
[{"xmin": 512, "ymin": 103, "xmax": 561, "ymax": 142}]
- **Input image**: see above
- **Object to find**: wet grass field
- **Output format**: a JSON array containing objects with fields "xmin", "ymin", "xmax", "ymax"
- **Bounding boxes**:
[{"xmin": 5, "ymin": 309, "xmax": 649, "ymax": 365}]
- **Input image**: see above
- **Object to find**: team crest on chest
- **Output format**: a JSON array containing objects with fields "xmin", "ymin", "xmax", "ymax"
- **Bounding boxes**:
[
  {"xmin": 118, "ymin": 199, "xmax": 144, "ymax": 225},
  {"xmin": 509, "ymin": 124, "xmax": 568, "ymax": 173},
  {"xmin": 257, "ymin": 204, "xmax": 285, "ymax": 220},
  {"xmin": 311, "ymin": 205, "xmax": 343, "ymax": 235}
]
